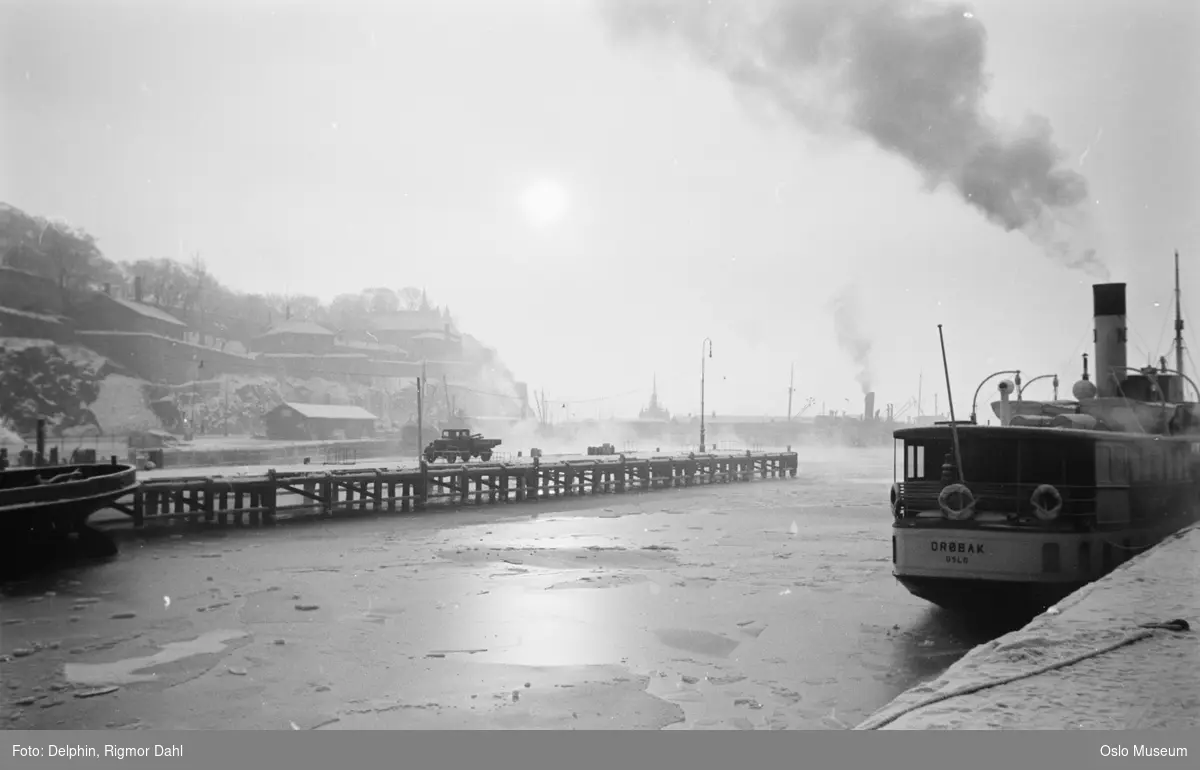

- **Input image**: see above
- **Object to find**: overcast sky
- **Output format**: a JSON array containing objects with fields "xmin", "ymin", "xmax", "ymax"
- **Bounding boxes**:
[{"xmin": 2, "ymin": 0, "xmax": 1198, "ymax": 419}]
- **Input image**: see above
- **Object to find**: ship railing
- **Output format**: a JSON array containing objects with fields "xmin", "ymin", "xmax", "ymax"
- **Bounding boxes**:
[{"xmin": 897, "ymin": 480, "xmax": 1097, "ymax": 519}]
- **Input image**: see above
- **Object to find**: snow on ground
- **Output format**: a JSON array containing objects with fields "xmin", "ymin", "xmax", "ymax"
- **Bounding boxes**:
[
  {"xmin": 0, "ymin": 338, "xmax": 109, "ymax": 371},
  {"xmin": 0, "ymin": 449, "xmax": 1012, "ymax": 730},
  {"xmin": 0, "ymin": 338, "xmax": 161, "ymax": 435},
  {"xmin": 89, "ymin": 375, "xmax": 160, "ymax": 433},
  {"xmin": 857, "ymin": 524, "xmax": 1200, "ymax": 730}
]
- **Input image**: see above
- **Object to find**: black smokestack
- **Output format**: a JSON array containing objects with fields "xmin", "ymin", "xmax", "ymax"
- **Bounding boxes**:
[
  {"xmin": 1092, "ymin": 282, "xmax": 1127, "ymax": 398},
  {"xmin": 598, "ymin": 0, "xmax": 1107, "ymax": 278},
  {"xmin": 831, "ymin": 284, "xmax": 873, "ymax": 395}
]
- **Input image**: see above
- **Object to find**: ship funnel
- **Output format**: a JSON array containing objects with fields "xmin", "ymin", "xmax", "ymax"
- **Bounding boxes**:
[
  {"xmin": 997, "ymin": 380, "xmax": 1015, "ymax": 425},
  {"xmin": 863, "ymin": 392, "xmax": 876, "ymax": 422},
  {"xmin": 1092, "ymin": 283, "xmax": 1128, "ymax": 398}
]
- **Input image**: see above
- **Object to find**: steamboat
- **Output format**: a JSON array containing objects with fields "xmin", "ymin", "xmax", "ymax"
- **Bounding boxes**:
[{"xmin": 889, "ymin": 257, "xmax": 1200, "ymax": 616}]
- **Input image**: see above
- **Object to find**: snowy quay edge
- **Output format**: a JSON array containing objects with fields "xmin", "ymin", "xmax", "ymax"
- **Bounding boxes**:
[
  {"xmin": 856, "ymin": 523, "xmax": 1200, "ymax": 731},
  {"xmin": 100, "ymin": 451, "xmax": 799, "ymax": 531}
]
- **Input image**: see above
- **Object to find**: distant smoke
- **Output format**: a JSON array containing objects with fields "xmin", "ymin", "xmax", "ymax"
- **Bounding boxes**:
[
  {"xmin": 830, "ymin": 285, "xmax": 873, "ymax": 394},
  {"xmin": 598, "ymin": 0, "xmax": 1108, "ymax": 278}
]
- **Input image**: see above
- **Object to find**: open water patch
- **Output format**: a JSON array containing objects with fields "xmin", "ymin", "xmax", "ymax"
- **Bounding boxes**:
[{"xmin": 64, "ymin": 629, "xmax": 249, "ymax": 686}]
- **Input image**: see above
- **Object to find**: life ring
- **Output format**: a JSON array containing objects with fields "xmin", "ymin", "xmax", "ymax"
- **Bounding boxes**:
[
  {"xmin": 1030, "ymin": 484, "xmax": 1063, "ymax": 521},
  {"xmin": 889, "ymin": 482, "xmax": 902, "ymax": 518},
  {"xmin": 938, "ymin": 483, "xmax": 976, "ymax": 520}
]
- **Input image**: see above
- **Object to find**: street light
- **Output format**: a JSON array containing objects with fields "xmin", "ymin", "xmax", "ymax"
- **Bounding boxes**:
[
  {"xmin": 969, "ymin": 369, "xmax": 1020, "ymax": 424},
  {"xmin": 700, "ymin": 338, "xmax": 713, "ymax": 452},
  {"xmin": 1018, "ymin": 373, "xmax": 1060, "ymax": 401}
]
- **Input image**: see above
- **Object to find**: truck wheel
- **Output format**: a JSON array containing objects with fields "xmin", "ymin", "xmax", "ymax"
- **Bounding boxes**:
[
  {"xmin": 460, "ymin": 452, "xmax": 471, "ymax": 463},
  {"xmin": 424, "ymin": 451, "xmax": 436, "ymax": 464},
  {"xmin": 480, "ymin": 452, "xmax": 492, "ymax": 462}
]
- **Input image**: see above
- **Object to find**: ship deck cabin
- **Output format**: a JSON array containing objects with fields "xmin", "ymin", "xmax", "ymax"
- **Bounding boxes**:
[{"xmin": 893, "ymin": 424, "xmax": 1200, "ymax": 527}]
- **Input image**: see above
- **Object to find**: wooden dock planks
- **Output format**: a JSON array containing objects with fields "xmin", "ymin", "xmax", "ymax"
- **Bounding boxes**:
[{"xmin": 111, "ymin": 452, "xmax": 798, "ymax": 530}]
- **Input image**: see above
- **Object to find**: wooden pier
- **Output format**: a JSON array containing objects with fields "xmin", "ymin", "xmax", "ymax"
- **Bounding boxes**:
[{"xmin": 104, "ymin": 451, "xmax": 798, "ymax": 529}]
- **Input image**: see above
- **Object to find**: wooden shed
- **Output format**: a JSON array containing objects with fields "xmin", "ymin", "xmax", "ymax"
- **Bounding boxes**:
[{"xmin": 263, "ymin": 402, "xmax": 379, "ymax": 441}]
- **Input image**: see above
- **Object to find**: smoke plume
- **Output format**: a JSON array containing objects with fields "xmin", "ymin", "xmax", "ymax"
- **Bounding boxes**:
[
  {"xmin": 830, "ymin": 285, "xmax": 873, "ymax": 394},
  {"xmin": 598, "ymin": 0, "xmax": 1107, "ymax": 278}
]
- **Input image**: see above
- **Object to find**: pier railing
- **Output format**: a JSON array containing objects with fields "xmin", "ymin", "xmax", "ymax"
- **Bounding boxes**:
[{"xmin": 106, "ymin": 451, "xmax": 799, "ymax": 529}]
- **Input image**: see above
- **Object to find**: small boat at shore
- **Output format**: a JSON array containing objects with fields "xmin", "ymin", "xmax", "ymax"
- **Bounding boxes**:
[
  {"xmin": 889, "ymin": 255, "xmax": 1200, "ymax": 617},
  {"xmin": 0, "ymin": 461, "xmax": 139, "ymax": 559}
]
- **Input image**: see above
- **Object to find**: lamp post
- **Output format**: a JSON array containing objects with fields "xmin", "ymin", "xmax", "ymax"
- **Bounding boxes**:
[
  {"xmin": 969, "ymin": 369, "xmax": 1020, "ymax": 424},
  {"xmin": 700, "ymin": 337, "xmax": 713, "ymax": 452},
  {"xmin": 1018, "ymin": 373, "xmax": 1060, "ymax": 401}
]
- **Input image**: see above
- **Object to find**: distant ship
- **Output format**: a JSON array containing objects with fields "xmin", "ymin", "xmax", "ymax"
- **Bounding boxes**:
[{"xmin": 889, "ymin": 255, "xmax": 1200, "ymax": 616}]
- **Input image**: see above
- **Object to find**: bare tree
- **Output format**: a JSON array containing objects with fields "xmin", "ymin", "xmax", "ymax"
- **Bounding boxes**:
[
  {"xmin": 365, "ymin": 287, "xmax": 399, "ymax": 314},
  {"xmin": 128, "ymin": 258, "xmax": 191, "ymax": 307},
  {"xmin": 396, "ymin": 286, "xmax": 424, "ymax": 311}
]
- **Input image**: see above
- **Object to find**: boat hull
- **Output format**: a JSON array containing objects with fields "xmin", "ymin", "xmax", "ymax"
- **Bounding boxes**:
[
  {"xmin": 0, "ymin": 463, "xmax": 138, "ymax": 538},
  {"xmin": 891, "ymin": 512, "xmax": 1199, "ymax": 617},
  {"xmin": 894, "ymin": 574, "xmax": 1088, "ymax": 616}
]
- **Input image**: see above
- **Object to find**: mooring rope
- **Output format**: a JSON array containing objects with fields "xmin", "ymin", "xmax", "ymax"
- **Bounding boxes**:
[{"xmin": 856, "ymin": 619, "xmax": 1191, "ymax": 730}]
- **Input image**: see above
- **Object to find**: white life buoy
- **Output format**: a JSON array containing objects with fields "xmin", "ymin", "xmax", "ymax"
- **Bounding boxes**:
[
  {"xmin": 889, "ymin": 482, "xmax": 902, "ymax": 518},
  {"xmin": 1030, "ymin": 484, "xmax": 1063, "ymax": 521},
  {"xmin": 938, "ymin": 483, "xmax": 976, "ymax": 520}
]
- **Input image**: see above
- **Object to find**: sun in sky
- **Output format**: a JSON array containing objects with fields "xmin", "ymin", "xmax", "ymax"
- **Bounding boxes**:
[{"xmin": 518, "ymin": 178, "xmax": 571, "ymax": 228}]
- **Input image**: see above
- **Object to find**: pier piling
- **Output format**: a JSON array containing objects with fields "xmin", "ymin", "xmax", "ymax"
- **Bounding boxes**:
[{"xmin": 107, "ymin": 451, "xmax": 798, "ymax": 531}]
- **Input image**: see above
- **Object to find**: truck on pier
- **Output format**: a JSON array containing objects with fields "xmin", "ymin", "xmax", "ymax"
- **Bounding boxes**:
[{"xmin": 423, "ymin": 428, "xmax": 502, "ymax": 463}]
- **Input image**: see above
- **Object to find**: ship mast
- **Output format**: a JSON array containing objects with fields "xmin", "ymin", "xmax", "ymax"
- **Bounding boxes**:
[
  {"xmin": 787, "ymin": 363, "xmax": 795, "ymax": 422},
  {"xmin": 1174, "ymin": 250, "xmax": 1185, "ymax": 378}
]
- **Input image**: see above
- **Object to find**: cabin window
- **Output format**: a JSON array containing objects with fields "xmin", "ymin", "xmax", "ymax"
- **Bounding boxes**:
[
  {"xmin": 1019, "ymin": 440, "xmax": 1071, "ymax": 484},
  {"xmin": 903, "ymin": 440, "xmax": 953, "ymax": 481},
  {"xmin": 961, "ymin": 437, "xmax": 1019, "ymax": 483},
  {"xmin": 1148, "ymin": 448, "xmax": 1164, "ymax": 481},
  {"xmin": 1097, "ymin": 445, "xmax": 1130, "ymax": 486},
  {"xmin": 905, "ymin": 444, "xmax": 926, "ymax": 480},
  {"xmin": 1110, "ymin": 446, "xmax": 1130, "ymax": 485},
  {"xmin": 906, "ymin": 445, "xmax": 923, "ymax": 479},
  {"xmin": 914, "ymin": 436, "xmax": 1095, "ymax": 487}
]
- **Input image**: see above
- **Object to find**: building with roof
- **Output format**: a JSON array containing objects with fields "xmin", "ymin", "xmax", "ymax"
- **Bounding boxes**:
[
  {"xmin": 74, "ymin": 279, "xmax": 189, "ymax": 339},
  {"xmin": 366, "ymin": 309, "xmax": 462, "ymax": 358},
  {"xmin": 262, "ymin": 402, "xmax": 379, "ymax": 441},
  {"xmin": 0, "ymin": 265, "xmax": 65, "ymax": 315},
  {"xmin": 252, "ymin": 319, "xmax": 338, "ymax": 355}
]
